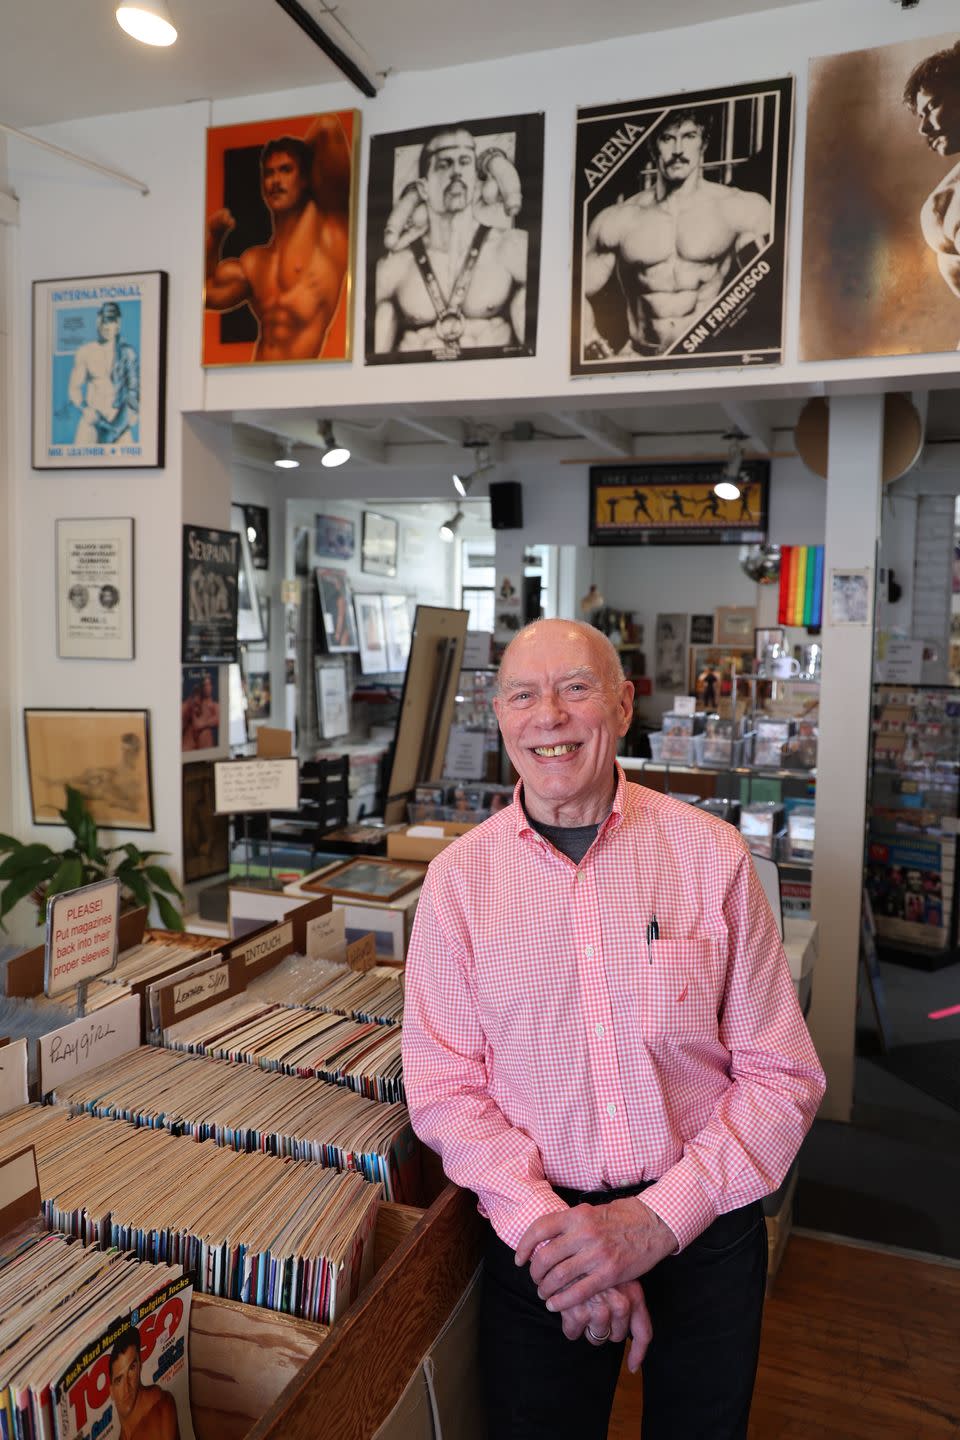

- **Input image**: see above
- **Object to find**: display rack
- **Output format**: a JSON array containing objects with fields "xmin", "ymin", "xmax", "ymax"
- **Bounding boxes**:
[{"xmin": 865, "ymin": 683, "xmax": 960, "ymax": 970}]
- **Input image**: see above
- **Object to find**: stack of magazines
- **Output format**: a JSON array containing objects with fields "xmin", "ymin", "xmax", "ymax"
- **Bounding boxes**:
[
  {"xmin": 246, "ymin": 955, "xmax": 404, "ymax": 1026},
  {"xmin": 0, "ymin": 1104, "xmax": 381, "ymax": 1324},
  {"xmin": 51, "ymin": 1044, "xmax": 419, "ymax": 1202},
  {"xmin": 0, "ymin": 1225, "xmax": 195, "ymax": 1440},
  {"xmin": 163, "ymin": 997, "xmax": 405, "ymax": 1104}
]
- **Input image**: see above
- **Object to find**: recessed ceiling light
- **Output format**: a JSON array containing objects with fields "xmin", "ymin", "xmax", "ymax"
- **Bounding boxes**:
[{"xmin": 116, "ymin": 0, "xmax": 178, "ymax": 46}]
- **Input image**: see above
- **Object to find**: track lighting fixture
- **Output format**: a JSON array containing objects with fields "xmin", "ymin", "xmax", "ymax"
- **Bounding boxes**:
[
  {"xmin": 274, "ymin": 438, "xmax": 299, "ymax": 469},
  {"xmin": 319, "ymin": 420, "xmax": 350, "ymax": 468},
  {"xmin": 439, "ymin": 509, "xmax": 464, "ymax": 542},
  {"xmin": 452, "ymin": 472, "xmax": 472, "ymax": 498},
  {"xmin": 116, "ymin": 0, "xmax": 177, "ymax": 46},
  {"xmin": 714, "ymin": 435, "xmax": 744, "ymax": 500}
]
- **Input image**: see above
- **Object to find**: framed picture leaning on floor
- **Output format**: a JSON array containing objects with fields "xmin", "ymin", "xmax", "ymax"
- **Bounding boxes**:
[{"xmin": 32, "ymin": 271, "xmax": 167, "ymax": 469}]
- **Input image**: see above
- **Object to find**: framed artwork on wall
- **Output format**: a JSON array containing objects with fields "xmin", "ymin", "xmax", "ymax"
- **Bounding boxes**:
[
  {"xmin": 361, "ymin": 511, "xmax": 399, "ymax": 578},
  {"xmin": 182, "ymin": 525, "xmax": 240, "ymax": 664},
  {"xmin": 315, "ymin": 513, "xmax": 355, "ymax": 560},
  {"xmin": 32, "ymin": 270, "xmax": 167, "ymax": 469},
  {"xmin": 203, "ymin": 110, "xmax": 360, "ymax": 366},
  {"xmin": 715, "ymin": 605, "xmax": 756, "ymax": 647},
  {"xmin": 354, "ymin": 593, "xmax": 388, "ymax": 674},
  {"xmin": 56, "ymin": 516, "xmax": 134, "ymax": 660},
  {"xmin": 381, "ymin": 593, "xmax": 412, "ymax": 673},
  {"xmin": 24, "ymin": 708, "xmax": 154, "ymax": 830},
  {"xmin": 242, "ymin": 504, "xmax": 269, "ymax": 568},
  {"xmin": 181, "ymin": 666, "xmax": 221, "ymax": 753},
  {"xmin": 315, "ymin": 566, "xmax": 358, "ymax": 652},
  {"xmin": 316, "ymin": 660, "xmax": 350, "ymax": 738},
  {"xmin": 590, "ymin": 463, "xmax": 769, "ymax": 546}
]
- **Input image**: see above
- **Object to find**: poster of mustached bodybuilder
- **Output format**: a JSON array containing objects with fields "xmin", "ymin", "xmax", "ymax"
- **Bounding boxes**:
[
  {"xmin": 365, "ymin": 112, "xmax": 544, "ymax": 364},
  {"xmin": 572, "ymin": 78, "xmax": 793, "ymax": 375}
]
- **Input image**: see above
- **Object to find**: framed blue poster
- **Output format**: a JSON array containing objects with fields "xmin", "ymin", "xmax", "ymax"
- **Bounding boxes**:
[{"xmin": 32, "ymin": 270, "xmax": 167, "ymax": 469}]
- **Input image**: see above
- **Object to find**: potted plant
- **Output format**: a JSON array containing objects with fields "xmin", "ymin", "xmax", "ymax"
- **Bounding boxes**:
[{"xmin": 0, "ymin": 785, "xmax": 183, "ymax": 930}]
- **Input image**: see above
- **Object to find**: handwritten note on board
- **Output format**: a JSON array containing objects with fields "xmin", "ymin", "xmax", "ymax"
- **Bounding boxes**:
[{"xmin": 214, "ymin": 758, "xmax": 299, "ymax": 814}]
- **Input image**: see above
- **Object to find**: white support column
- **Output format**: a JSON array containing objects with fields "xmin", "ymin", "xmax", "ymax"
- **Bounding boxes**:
[{"xmin": 810, "ymin": 394, "xmax": 885, "ymax": 1122}]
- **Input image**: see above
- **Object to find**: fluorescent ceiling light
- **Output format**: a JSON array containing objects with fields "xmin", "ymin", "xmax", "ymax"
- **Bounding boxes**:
[
  {"xmin": 274, "ymin": 439, "xmax": 299, "ymax": 469},
  {"xmin": 319, "ymin": 419, "xmax": 350, "ymax": 468},
  {"xmin": 439, "ymin": 510, "xmax": 464, "ymax": 542},
  {"xmin": 116, "ymin": 0, "xmax": 177, "ymax": 46}
]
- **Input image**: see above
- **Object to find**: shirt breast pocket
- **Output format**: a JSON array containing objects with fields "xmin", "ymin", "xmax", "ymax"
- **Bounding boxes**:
[{"xmin": 637, "ymin": 938, "xmax": 725, "ymax": 1037}]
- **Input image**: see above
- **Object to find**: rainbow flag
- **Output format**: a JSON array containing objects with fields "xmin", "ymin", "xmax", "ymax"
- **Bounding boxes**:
[{"xmin": 778, "ymin": 545, "xmax": 824, "ymax": 627}]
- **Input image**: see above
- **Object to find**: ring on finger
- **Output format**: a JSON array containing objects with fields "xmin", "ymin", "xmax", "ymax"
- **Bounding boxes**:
[{"xmin": 585, "ymin": 1324, "xmax": 611, "ymax": 1344}]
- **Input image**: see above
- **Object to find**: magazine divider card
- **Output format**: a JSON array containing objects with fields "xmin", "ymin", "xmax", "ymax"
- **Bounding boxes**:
[
  {"xmin": 221, "ymin": 894, "xmax": 334, "ymax": 979},
  {"xmin": 8, "ymin": 906, "xmax": 147, "ymax": 1001},
  {"xmin": 44, "ymin": 878, "xmax": 121, "ymax": 1000},
  {"xmin": 346, "ymin": 933, "xmax": 377, "ymax": 973},
  {"xmin": 54, "ymin": 1271, "xmax": 196, "ymax": 1440},
  {"xmin": 214, "ymin": 756, "xmax": 300, "ymax": 814},
  {"xmin": 38, "ymin": 992, "xmax": 140, "ymax": 1095},
  {"xmin": 0, "ymin": 1038, "xmax": 28, "ymax": 1116},
  {"xmin": 154, "ymin": 955, "xmax": 244, "ymax": 1031},
  {"xmin": 0, "ymin": 1145, "xmax": 40, "ymax": 1237},
  {"xmin": 306, "ymin": 905, "xmax": 346, "ymax": 959}
]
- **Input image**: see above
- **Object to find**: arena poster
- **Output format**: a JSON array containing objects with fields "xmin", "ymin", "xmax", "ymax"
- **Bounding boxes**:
[
  {"xmin": 589, "ymin": 462, "xmax": 769, "ymax": 546},
  {"xmin": 571, "ymin": 79, "xmax": 793, "ymax": 375},
  {"xmin": 801, "ymin": 33, "xmax": 960, "ymax": 360},
  {"xmin": 181, "ymin": 525, "xmax": 240, "ymax": 664},
  {"xmin": 32, "ymin": 271, "xmax": 167, "ymax": 469},
  {"xmin": 203, "ymin": 110, "xmax": 360, "ymax": 366},
  {"xmin": 56, "ymin": 516, "xmax": 134, "ymax": 661},
  {"xmin": 365, "ymin": 112, "xmax": 544, "ymax": 364}
]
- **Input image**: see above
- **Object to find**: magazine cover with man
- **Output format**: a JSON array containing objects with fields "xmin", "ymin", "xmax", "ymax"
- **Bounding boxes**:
[{"xmin": 571, "ymin": 78, "xmax": 793, "ymax": 375}]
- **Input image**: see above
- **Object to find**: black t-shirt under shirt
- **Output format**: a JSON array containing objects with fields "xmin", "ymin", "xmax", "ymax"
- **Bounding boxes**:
[{"xmin": 522, "ymin": 795, "xmax": 600, "ymax": 865}]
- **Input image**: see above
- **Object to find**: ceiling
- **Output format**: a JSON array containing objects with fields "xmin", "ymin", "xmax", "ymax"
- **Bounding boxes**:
[{"xmin": 4, "ymin": 0, "xmax": 815, "ymax": 129}]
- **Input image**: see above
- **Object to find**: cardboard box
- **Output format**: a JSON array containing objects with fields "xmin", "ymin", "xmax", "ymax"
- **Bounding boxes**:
[{"xmin": 387, "ymin": 822, "xmax": 477, "ymax": 863}]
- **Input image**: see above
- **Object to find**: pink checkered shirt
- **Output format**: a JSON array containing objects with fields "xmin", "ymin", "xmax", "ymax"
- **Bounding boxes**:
[{"xmin": 402, "ymin": 766, "xmax": 826, "ymax": 1251}]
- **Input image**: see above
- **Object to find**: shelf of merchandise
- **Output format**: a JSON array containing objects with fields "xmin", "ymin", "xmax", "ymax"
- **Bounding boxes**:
[{"xmin": 866, "ymin": 683, "xmax": 960, "ymax": 971}]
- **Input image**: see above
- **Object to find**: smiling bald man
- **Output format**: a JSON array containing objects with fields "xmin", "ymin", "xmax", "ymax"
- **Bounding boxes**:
[{"xmin": 402, "ymin": 619, "xmax": 825, "ymax": 1440}]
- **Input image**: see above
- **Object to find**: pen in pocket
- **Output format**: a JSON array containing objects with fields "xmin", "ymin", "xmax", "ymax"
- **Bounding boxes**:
[{"xmin": 645, "ymin": 915, "xmax": 659, "ymax": 964}]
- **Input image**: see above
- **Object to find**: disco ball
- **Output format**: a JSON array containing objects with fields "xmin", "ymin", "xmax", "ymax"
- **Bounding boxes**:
[{"xmin": 741, "ymin": 544, "xmax": 781, "ymax": 584}]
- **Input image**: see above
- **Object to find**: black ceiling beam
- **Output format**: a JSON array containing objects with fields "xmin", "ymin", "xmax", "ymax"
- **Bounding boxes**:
[{"xmin": 272, "ymin": 0, "xmax": 378, "ymax": 98}]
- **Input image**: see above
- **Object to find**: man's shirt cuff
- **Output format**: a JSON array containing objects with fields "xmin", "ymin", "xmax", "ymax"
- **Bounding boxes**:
[{"xmin": 636, "ymin": 1163, "xmax": 717, "ymax": 1252}]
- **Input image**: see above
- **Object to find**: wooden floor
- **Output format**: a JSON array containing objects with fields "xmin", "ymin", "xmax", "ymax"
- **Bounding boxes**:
[{"xmin": 608, "ymin": 1235, "xmax": 960, "ymax": 1438}]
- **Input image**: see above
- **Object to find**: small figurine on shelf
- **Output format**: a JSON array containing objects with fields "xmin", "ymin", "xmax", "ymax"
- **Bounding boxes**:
[{"xmin": 697, "ymin": 663, "xmax": 720, "ymax": 710}]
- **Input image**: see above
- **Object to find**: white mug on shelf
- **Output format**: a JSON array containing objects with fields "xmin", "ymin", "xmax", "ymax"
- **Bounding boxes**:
[{"xmin": 771, "ymin": 654, "xmax": 801, "ymax": 679}]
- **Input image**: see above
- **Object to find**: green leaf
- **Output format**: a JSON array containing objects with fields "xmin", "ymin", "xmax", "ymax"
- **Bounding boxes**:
[
  {"xmin": 0, "ymin": 833, "xmax": 23, "ymax": 854},
  {"xmin": 144, "ymin": 865, "xmax": 182, "ymax": 898},
  {"xmin": 44, "ymin": 856, "xmax": 85, "ymax": 902},
  {"xmin": 0, "ymin": 867, "xmax": 50, "ymax": 922},
  {"xmin": 61, "ymin": 786, "xmax": 91, "ymax": 839},
  {"xmin": 120, "ymin": 870, "xmax": 151, "ymax": 909},
  {"xmin": 155, "ymin": 893, "xmax": 184, "ymax": 932},
  {"xmin": 0, "ymin": 845, "xmax": 56, "ymax": 880}
]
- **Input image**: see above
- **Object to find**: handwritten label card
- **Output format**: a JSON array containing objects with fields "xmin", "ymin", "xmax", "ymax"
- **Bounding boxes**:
[
  {"xmin": 346, "ymin": 932, "xmax": 377, "ymax": 973},
  {"xmin": 306, "ymin": 909, "xmax": 346, "ymax": 959},
  {"xmin": 0, "ymin": 1039, "xmax": 28, "ymax": 1116},
  {"xmin": 0, "ymin": 1147, "xmax": 40, "ymax": 1238},
  {"xmin": 44, "ymin": 878, "xmax": 120, "ymax": 998},
  {"xmin": 214, "ymin": 758, "xmax": 299, "ymax": 815},
  {"xmin": 157, "ymin": 958, "xmax": 244, "ymax": 1030},
  {"xmin": 38, "ymin": 993, "xmax": 140, "ymax": 1095}
]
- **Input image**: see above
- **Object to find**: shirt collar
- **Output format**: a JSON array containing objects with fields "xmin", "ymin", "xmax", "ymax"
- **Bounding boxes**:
[{"xmin": 511, "ymin": 763, "xmax": 628, "ymax": 839}]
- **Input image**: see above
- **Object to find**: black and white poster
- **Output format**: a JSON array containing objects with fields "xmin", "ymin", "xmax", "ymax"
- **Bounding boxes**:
[
  {"xmin": 365, "ymin": 112, "xmax": 544, "ymax": 364},
  {"xmin": 182, "ymin": 525, "xmax": 240, "ymax": 664},
  {"xmin": 572, "ymin": 78, "xmax": 793, "ymax": 375},
  {"xmin": 56, "ymin": 516, "xmax": 134, "ymax": 660}
]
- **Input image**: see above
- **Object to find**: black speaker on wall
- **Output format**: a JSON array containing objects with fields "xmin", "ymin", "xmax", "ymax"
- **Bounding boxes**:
[{"xmin": 489, "ymin": 480, "xmax": 523, "ymax": 529}]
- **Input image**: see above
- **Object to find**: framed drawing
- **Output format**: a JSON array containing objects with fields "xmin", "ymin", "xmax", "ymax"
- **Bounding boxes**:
[
  {"xmin": 32, "ymin": 271, "xmax": 167, "ymax": 469},
  {"xmin": 355, "ymin": 593, "xmax": 388, "ymax": 673},
  {"xmin": 361, "ymin": 511, "xmax": 399, "ymax": 578},
  {"xmin": 182, "ymin": 760, "xmax": 229, "ymax": 882},
  {"xmin": 716, "ymin": 605, "xmax": 756, "ymax": 647},
  {"xmin": 56, "ymin": 516, "xmax": 134, "ymax": 660},
  {"xmin": 203, "ymin": 110, "xmax": 360, "ymax": 366},
  {"xmin": 24, "ymin": 708, "xmax": 154, "ymax": 830},
  {"xmin": 316, "ymin": 661, "xmax": 350, "ymax": 738},
  {"xmin": 590, "ymin": 463, "xmax": 769, "ymax": 546},
  {"xmin": 182, "ymin": 525, "xmax": 240, "ymax": 664},
  {"xmin": 315, "ymin": 567, "xmax": 358, "ymax": 652},
  {"xmin": 381, "ymin": 593, "xmax": 412, "ymax": 673},
  {"xmin": 301, "ymin": 857, "xmax": 425, "ymax": 902},
  {"xmin": 364, "ymin": 112, "xmax": 544, "ymax": 365},
  {"xmin": 315, "ymin": 513, "xmax": 355, "ymax": 560}
]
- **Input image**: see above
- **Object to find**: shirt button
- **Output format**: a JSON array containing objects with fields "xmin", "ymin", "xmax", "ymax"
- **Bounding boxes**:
[
  {"xmin": 595, "ymin": 1023, "xmax": 605, "ymax": 1038},
  {"xmin": 606, "ymin": 1102, "xmax": 617, "ymax": 1118},
  {"xmin": 585, "ymin": 945, "xmax": 594, "ymax": 957}
]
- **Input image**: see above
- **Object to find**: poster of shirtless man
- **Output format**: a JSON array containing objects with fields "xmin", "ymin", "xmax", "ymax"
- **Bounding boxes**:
[
  {"xmin": 365, "ymin": 112, "xmax": 544, "ymax": 364},
  {"xmin": 801, "ymin": 33, "xmax": 960, "ymax": 360},
  {"xmin": 572, "ymin": 79, "xmax": 793, "ymax": 375},
  {"xmin": 203, "ymin": 110, "xmax": 359, "ymax": 366}
]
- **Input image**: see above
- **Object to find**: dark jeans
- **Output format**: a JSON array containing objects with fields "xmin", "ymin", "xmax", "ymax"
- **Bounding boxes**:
[{"xmin": 479, "ymin": 1182, "xmax": 767, "ymax": 1440}]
